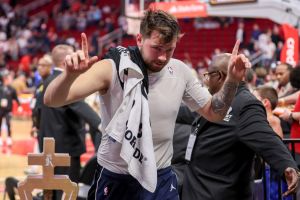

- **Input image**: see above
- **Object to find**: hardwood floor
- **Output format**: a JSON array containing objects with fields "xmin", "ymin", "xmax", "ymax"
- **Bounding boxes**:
[
  {"xmin": 0, "ymin": 118, "xmax": 33, "ymax": 199},
  {"xmin": 0, "ymin": 118, "xmax": 95, "ymax": 199}
]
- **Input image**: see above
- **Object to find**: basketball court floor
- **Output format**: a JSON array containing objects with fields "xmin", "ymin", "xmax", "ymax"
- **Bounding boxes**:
[
  {"xmin": 0, "ymin": 117, "xmax": 95, "ymax": 199},
  {"xmin": 0, "ymin": 118, "xmax": 33, "ymax": 199}
]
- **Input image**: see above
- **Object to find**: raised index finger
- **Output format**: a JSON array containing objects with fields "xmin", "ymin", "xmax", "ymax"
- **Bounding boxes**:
[
  {"xmin": 81, "ymin": 32, "xmax": 89, "ymax": 59},
  {"xmin": 231, "ymin": 40, "xmax": 240, "ymax": 56}
]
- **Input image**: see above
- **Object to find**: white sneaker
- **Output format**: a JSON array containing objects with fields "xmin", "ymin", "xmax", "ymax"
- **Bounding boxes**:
[
  {"xmin": 6, "ymin": 137, "xmax": 12, "ymax": 146},
  {"xmin": 24, "ymin": 166, "xmax": 39, "ymax": 175}
]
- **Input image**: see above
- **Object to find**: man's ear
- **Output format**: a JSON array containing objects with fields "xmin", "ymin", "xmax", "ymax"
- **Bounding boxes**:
[
  {"xmin": 219, "ymin": 72, "xmax": 226, "ymax": 82},
  {"xmin": 136, "ymin": 33, "xmax": 142, "ymax": 47},
  {"xmin": 262, "ymin": 98, "xmax": 269, "ymax": 108}
]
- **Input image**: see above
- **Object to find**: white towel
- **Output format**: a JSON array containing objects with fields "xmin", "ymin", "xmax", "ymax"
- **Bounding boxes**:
[{"xmin": 105, "ymin": 48, "xmax": 157, "ymax": 192}]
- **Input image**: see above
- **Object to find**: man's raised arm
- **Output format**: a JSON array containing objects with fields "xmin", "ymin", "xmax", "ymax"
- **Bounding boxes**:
[
  {"xmin": 44, "ymin": 33, "xmax": 112, "ymax": 107},
  {"xmin": 198, "ymin": 40, "xmax": 251, "ymax": 122}
]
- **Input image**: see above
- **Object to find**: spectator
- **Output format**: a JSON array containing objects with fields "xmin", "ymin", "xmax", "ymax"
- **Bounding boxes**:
[
  {"xmin": 271, "ymin": 25, "xmax": 283, "ymax": 47},
  {"xmin": 0, "ymin": 70, "xmax": 21, "ymax": 147},
  {"xmin": 275, "ymin": 62, "xmax": 297, "ymax": 97},
  {"xmin": 76, "ymin": 11, "xmax": 87, "ymax": 32},
  {"xmin": 244, "ymin": 68, "xmax": 257, "ymax": 92},
  {"xmin": 10, "ymin": 72, "xmax": 31, "ymax": 95},
  {"xmin": 236, "ymin": 21, "xmax": 246, "ymax": 48},
  {"xmin": 258, "ymin": 31, "xmax": 276, "ymax": 68},
  {"xmin": 253, "ymin": 86, "xmax": 283, "ymax": 138},
  {"xmin": 251, "ymin": 23, "xmax": 261, "ymax": 42},
  {"xmin": 279, "ymin": 66, "xmax": 300, "ymax": 165}
]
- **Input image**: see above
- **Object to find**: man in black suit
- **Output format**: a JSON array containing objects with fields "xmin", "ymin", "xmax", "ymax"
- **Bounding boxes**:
[
  {"xmin": 38, "ymin": 44, "xmax": 102, "ymax": 199},
  {"xmin": 180, "ymin": 53, "xmax": 299, "ymax": 200}
]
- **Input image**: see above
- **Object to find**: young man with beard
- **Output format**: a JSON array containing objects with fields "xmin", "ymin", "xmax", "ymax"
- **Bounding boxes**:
[{"xmin": 44, "ymin": 10, "xmax": 250, "ymax": 200}]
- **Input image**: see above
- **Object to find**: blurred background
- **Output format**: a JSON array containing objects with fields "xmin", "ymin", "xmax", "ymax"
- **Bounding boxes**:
[{"xmin": 0, "ymin": 0, "xmax": 299, "ymax": 199}]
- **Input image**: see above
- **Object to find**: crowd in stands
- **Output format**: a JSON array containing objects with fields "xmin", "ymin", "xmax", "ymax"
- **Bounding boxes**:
[
  {"xmin": 0, "ymin": 0, "xmax": 123, "ymax": 83},
  {"xmin": 0, "ymin": 0, "xmax": 298, "ymax": 123},
  {"xmin": 0, "ymin": 0, "xmax": 121, "ymax": 115},
  {"xmin": 0, "ymin": 2, "xmax": 298, "ymax": 129},
  {"xmin": 0, "ymin": 0, "xmax": 290, "ymax": 97},
  {"xmin": 182, "ymin": 18, "xmax": 286, "ymax": 87}
]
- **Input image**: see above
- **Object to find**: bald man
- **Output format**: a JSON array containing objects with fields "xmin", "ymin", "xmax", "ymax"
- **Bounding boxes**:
[{"xmin": 180, "ymin": 53, "xmax": 299, "ymax": 200}]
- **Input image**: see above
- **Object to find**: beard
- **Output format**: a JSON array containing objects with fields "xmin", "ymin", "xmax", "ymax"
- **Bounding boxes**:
[
  {"xmin": 147, "ymin": 62, "xmax": 166, "ymax": 72},
  {"xmin": 139, "ymin": 47, "xmax": 168, "ymax": 72}
]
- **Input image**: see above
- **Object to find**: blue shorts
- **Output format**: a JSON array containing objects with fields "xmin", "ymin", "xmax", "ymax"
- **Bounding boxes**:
[{"xmin": 87, "ymin": 164, "xmax": 179, "ymax": 200}]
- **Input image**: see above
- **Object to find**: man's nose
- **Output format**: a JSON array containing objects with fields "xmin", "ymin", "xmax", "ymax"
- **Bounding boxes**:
[
  {"xmin": 276, "ymin": 74, "xmax": 281, "ymax": 79},
  {"xmin": 158, "ymin": 52, "xmax": 167, "ymax": 62}
]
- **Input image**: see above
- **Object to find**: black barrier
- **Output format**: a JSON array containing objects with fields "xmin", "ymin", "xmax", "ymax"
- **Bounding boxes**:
[{"xmin": 260, "ymin": 138, "xmax": 300, "ymax": 200}]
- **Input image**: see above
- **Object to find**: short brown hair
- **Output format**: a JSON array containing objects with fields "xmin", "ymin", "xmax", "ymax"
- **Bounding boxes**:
[
  {"xmin": 140, "ymin": 9, "xmax": 181, "ymax": 43},
  {"xmin": 255, "ymin": 86, "xmax": 278, "ymax": 110}
]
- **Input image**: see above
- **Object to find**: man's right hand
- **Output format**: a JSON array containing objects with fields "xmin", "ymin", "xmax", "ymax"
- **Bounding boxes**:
[
  {"xmin": 65, "ymin": 33, "xmax": 98, "ymax": 73},
  {"xmin": 279, "ymin": 109, "xmax": 291, "ymax": 121},
  {"xmin": 31, "ymin": 126, "xmax": 38, "ymax": 137},
  {"xmin": 283, "ymin": 167, "xmax": 299, "ymax": 196}
]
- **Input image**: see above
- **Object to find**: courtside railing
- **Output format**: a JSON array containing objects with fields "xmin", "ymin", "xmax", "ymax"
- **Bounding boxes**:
[{"xmin": 259, "ymin": 138, "xmax": 300, "ymax": 200}]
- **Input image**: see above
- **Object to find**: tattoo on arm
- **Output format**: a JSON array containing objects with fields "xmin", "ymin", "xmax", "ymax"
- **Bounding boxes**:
[{"xmin": 211, "ymin": 81, "xmax": 238, "ymax": 117}]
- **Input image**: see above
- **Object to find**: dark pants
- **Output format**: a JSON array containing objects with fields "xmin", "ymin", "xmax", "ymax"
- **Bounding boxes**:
[
  {"xmin": 88, "ymin": 165, "xmax": 179, "ymax": 200},
  {"xmin": 5, "ymin": 177, "xmax": 18, "ymax": 200},
  {"xmin": 53, "ymin": 156, "xmax": 81, "ymax": 200},
  {"xmin": 0, "ymin": 111, "xmax": 11, "ymax": 137}
]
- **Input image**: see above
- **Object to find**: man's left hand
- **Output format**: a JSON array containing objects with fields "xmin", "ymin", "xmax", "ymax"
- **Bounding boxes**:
[{"xmin": 227, "ymin": 40, "xmax": 252, "ymax": 83}]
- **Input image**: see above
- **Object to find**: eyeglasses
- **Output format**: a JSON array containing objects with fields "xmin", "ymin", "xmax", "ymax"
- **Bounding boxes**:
[{"xmin": 203, "ymin": 71, "xmax": 222, "ymax": 80}]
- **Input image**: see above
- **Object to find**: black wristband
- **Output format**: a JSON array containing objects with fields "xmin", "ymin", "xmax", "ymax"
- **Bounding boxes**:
[{"xmin": 289, "ymin": 112, "xmax": 295, "ymax": 122}]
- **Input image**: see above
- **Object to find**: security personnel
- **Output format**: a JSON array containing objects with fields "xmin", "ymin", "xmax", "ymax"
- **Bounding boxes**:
[{"xmin": 180, "ymin": 53, "xmax": 299, "ymax": 200}]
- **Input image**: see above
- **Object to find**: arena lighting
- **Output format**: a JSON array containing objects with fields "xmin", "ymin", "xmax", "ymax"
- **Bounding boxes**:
[
  {"xmin": 206, "ymin": 0, "xmax": 300, "ymax": 28},
  {"xmin": 149, "ymin": 1, "xmax": 207, "ymax": 18},
  {"xmin": 210, "ymin": 0, "xmax": 257, "ymax": 5}
]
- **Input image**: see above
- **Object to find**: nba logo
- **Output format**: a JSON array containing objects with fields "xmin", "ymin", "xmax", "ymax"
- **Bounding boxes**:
[{"xmin": 168, "ymin": 66, "xmax": 173, "ymax": 74}]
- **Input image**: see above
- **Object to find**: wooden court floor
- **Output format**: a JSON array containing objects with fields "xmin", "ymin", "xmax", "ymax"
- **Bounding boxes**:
[
  {"xmin": 0, "ymin": 117, "xmax": 95, "ymax": 199},
  {"xmin": 0, "ymin": 118, "xmax": 34, "ymax": 199}
]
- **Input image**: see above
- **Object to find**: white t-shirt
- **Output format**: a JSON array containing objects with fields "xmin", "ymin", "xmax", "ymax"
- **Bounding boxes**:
[{"xmin": 97, "ymin": 58, "xmax": 211, "ymax": 173}]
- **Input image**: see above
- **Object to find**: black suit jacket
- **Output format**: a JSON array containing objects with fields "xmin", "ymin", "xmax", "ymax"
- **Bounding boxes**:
[
  {"xmin": 172, "ymin": 105, "xmax": 198, "ymax": 190},
  {"xmin": 0, "ymin": 85, "xmax": 20, "ymax": 112},
  {"xmin": 181, "ymin": 82, "xmax": 298, "ymax": 200},
  {"xmin": 38, "ymin": 69, "xmax": 101, "ymax": 156}
]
